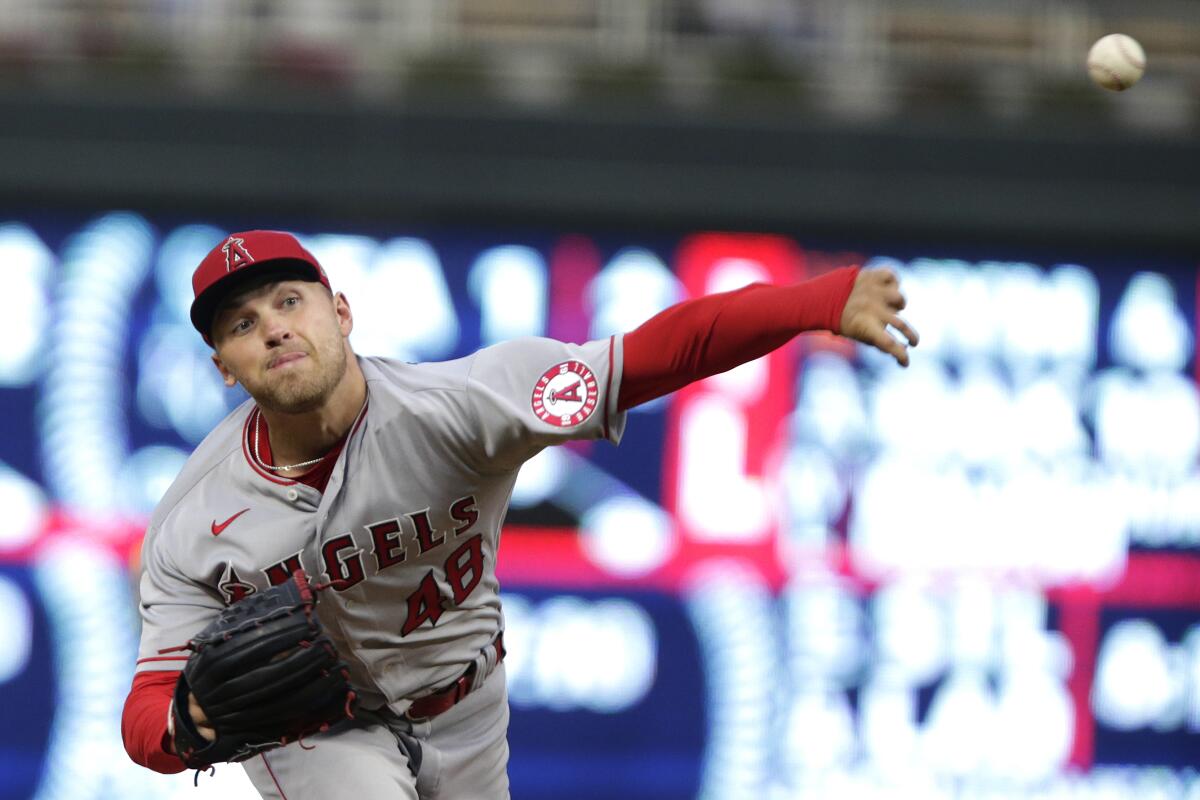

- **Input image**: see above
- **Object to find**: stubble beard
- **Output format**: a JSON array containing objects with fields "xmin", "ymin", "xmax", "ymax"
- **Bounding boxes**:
[{"xmin": 252, "ymin": 336, "xmax": 349, "ymax": 415}]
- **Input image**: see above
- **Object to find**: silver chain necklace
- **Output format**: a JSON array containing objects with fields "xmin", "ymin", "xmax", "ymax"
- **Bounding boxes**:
[{"xmin": 252, "ymin": 410, "xmax": 327, "ymax": 472}]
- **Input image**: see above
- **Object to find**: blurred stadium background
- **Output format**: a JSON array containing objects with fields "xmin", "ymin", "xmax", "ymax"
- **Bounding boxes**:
[{"xmin": 1, "ymin": 1, "xmax": 1199, "ymax": 799}]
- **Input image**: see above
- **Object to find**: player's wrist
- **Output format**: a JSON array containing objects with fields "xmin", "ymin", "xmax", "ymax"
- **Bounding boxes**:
[{"xmin": 799, "ymin": 265, "xmax": 860, "ymax": 334}]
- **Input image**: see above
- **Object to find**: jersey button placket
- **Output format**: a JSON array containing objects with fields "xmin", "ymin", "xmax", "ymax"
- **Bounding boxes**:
[{"xmin": 286, "ymin": 488, "xmax": 299, "ymax": 502}]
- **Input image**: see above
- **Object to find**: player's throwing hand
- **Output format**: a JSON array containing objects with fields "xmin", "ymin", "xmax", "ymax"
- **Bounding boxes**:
[{"xmin": 839, "ymin": 267, "xmax": 919, "ymax": 367}]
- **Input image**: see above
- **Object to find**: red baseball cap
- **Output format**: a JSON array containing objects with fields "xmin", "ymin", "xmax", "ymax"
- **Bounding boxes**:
[{"xmin": 190, "ymin": 230, "xmax": 330, "ymax": 342}]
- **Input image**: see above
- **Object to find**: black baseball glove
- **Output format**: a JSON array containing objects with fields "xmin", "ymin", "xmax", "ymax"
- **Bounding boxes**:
[{"xmin": 168, "ymin": 570, "xmax": 358, "ymax": 769}]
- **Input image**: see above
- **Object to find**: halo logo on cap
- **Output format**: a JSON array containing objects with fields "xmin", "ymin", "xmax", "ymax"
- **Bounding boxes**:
[
  {"xmin": 531, "ymin": 360, "xmax": 599, "ymax": 427},
  {"xmin": 222, "ymin": 235, "xmax": 255, "ymax": 271}
]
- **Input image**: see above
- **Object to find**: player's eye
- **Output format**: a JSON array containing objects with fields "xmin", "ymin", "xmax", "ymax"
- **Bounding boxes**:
[
  {"xmin": 232, "ymin": 318, "xmax": 253, "ymax": 334},
  {"xmin": 282, "ymin": 295, "xmax": 300, "ymax": 308}
]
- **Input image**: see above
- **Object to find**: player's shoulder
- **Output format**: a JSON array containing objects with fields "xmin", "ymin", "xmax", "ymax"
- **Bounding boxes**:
[
  {"xmin": 359, "ymin": 353, "xmax": 475, "ymax": 394},
  {"xmin": 467, "ymin": 336, "xmax": 616, "ymax": 380},
  {"xmin": 147, "ymin": 397, "xmax": 254, "ymax": 533},
  {"xmin": 359, "ymin": 339, "xmax": 610, "ymax": 392}
]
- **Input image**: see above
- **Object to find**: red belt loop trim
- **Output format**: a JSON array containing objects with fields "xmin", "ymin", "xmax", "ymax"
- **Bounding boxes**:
[{"xmin": 405, "ymin": 633, "xmax": 504, "ymax": 721}]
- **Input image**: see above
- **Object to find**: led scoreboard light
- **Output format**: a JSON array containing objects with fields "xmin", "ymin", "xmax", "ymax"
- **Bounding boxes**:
[{"xmin": 0, "ymin": 212, "xmax": 1197, "ymax": 800}]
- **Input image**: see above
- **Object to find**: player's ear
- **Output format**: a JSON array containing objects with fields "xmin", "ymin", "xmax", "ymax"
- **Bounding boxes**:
[
  {"xmin": 333, "ymin": 291, "xmax": 353, "ymax": 337},
  {"xmin": 211, "ymin": 353, "xmax": 238, "ymax": 388}
]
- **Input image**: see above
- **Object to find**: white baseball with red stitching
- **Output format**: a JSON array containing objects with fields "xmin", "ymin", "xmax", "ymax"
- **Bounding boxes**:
[{"xmin": 1088, "ymin": 33, "xmax": 1146, "ymax": 92}]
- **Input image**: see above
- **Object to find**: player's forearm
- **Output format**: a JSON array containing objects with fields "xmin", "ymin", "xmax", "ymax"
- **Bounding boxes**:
[
  {"xmin": 618, "ymin": 266, "xmax": 858, "ymax": 410},
  {"xmin": 122, "ymin": 671, "xmax": 188, "ymax": 774}
]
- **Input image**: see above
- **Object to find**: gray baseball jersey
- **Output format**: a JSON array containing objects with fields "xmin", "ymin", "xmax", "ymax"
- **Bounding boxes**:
[{"xmin": 134, "ymin": 335, "xmax": 626, "ymax": 714}]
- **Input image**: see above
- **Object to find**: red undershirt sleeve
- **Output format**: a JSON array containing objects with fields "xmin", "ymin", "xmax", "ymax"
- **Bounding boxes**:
[
  {"xmin": 618, "ymin": 266, "xmax": 859, "ymax": 411},
  {"xmin": 122, "ymin": 670, "xmax": 187, "ymax": 774}
]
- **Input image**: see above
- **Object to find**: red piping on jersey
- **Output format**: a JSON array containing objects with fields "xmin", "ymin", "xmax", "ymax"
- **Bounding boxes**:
[
  {"xmin": 241, "ymin": 399, "xmax": 369, "ymax": 491},
  {"xmin": 603, "ymin": 335, "xmax": 615, "ymax": 440},
  {"xmin": 241, "ymin": 408, "xmax": 298, "ymax": 486},
  {"xmin": 136, "ymin": 655, "xmax": 190, "ymax": 665},
  {"xmin": 292, "ymin": 397, "xmax": 369, "ymax": 492},
  {"xmin": 261, "ymin": 753, "xmax": 289, "ymax": 799}
]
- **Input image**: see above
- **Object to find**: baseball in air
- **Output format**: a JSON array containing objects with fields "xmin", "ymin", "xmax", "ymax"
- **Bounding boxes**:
[{"xmin": 1087, "ymin": 33, "xmax": 1146, "ymax": 91}]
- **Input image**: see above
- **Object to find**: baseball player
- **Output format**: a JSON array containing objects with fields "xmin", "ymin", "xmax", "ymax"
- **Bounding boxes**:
[{"xmin": 122, "ymin": 230, "xmax": 916, "ymax": 799}]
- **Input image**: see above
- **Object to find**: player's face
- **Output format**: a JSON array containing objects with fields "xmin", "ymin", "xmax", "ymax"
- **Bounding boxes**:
[{"xmin": 209, "ymin": 279, "xmax": 354, "ymax": 414}]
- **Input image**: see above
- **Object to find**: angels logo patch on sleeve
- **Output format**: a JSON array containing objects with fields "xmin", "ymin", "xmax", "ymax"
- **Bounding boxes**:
[{"xmin": 531, "ymin": 360, "xmax": 600, "ymax": 427}]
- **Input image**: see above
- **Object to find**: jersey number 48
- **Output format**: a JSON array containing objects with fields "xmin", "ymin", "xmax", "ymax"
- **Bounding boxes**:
[{"xmin": 401, "ymin": 534, "xmax": 485, "ymax": 637}]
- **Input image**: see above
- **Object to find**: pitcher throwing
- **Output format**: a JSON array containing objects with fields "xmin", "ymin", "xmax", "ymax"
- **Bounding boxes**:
[{"xmin": 122, "ymin": 230, "xmax": 917, "ymax": 798}]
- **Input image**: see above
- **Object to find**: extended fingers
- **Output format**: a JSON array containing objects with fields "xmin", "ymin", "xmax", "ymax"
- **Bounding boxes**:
[
  {"xmin": 889, "ymin": 315, "xmax": 919, "ymax": 347},
  {"xmin": 865, "ymin": 323, "xmax": 910, "ymax": 368},
  {"xmin": 884, "ymin": 334, "xmax": 910, "ymax": 367},
  {"xmin": 849, "ymin": 269, "xmax": 916, "ymax": 366}
]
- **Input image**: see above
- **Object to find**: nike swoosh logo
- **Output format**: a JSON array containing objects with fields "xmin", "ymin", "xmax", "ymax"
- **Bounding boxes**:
[{"xmin": 211, "ymin": 508, "xmax": 250, "ymax": 536}]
